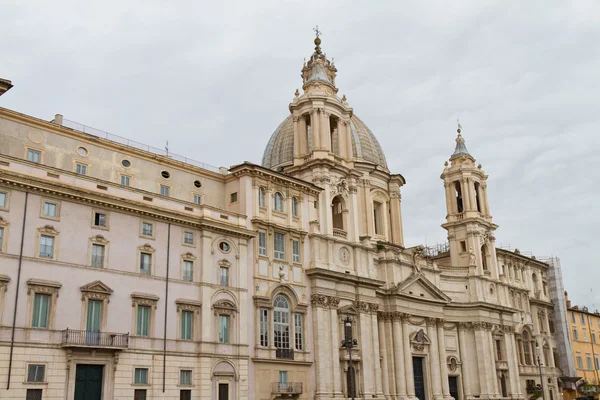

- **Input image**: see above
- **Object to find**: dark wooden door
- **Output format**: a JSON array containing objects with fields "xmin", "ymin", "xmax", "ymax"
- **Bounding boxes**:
[
  {"xmin": 347, "ymin": 365, "xmax": 357, "ymax": 398},
  {"xmin": 218, "ymin": 383, "xmax": 229, "ymax": 400},
  {"xmin": 413, "ymin": 357, "xmax": 426, "ymax": 400},
  {"xmin": 74, "ymin": 364, "xmax": 103, "ymax": 400},
  {"xmin": 449, "ymin": 376, "xmax": 459, "ymax": 400}
]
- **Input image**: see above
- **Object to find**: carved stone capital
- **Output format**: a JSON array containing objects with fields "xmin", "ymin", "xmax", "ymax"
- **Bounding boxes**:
[
  {"xmin": 472, "ymin": 321, "xmax": 493, "ymax": 331},
  {"xmin": 426, "ymin": 317, "xmax": 438, "ymax": 327},
  {"xmin": 310, "ymin": 294, "xmax": 340, "ymax": 309},
  {"xmin": 355, "ymin": 301, "xmax": 370, "ymax": 313},
  {"xmin": 458, "ymin": 322, "xmax": 472, "ymax": 331}
]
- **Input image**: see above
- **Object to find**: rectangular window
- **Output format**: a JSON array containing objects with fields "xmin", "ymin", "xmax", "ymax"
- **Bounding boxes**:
[
  {"xmin": 134, "ymin": 367, "xmax": 148, "ymax": 384},
  {"xmin": 574, "ymin": 328, "xmax": 579, "ymax": 340},
  {"xmin": 279, "ymin": 371, "xmax": 289, "ymax": 390},
  {"xmin": 181, "ymin": 311, "xmax": 193, "ymax": 340},
  {"xmin": 134, "ymin": 389, "xmax": 147, "ymax": 400},
  {"xmin": 577, "ymin": 355, "xmax": 583, "ymax": 369},
  {"xmin": 27, "ymin": 149, "xmax": 41, "ymax": 163},
  {"xmin": 43, "ymin": 201, "xmax": 57, "ymax": 218},
  {"xmin": 219, "ymin": 315, "xmax": 229, "ymax": 343},
  {"xmin": 142, "ymin": 222, "xmax": 153, "ymax": 237},
  {"xmin": 587, "ymin": 355, "xmax": 593, "ymax": 370},
  {"xmin": 26, "ymin": 389, "xmax": 43, "ymax": 400},
  {"xmin": 183, "ymin": 260, "xmax": 193, "ymax": 282},
  {"xmin": 594, "ymin": 333, "xmax": 597, "ymax": 344},
  {"xmin": 230, "ymin": 192, "xmax": 238, "ymax": 203},
  {"xmin": 75, "ymin": 162, "xmax": 88, "ymax": 175},
  {"xmin": 184, "ymin": 231, "xmax": 194, "ymax": 245},
  {"xmin": 495, "ymin": 339, "xmax": 502, "ymax": 360},
  {"xmin": 137, "ymin": 306, "xmax": 150, "ymax": 336},
  {"xmin": 219, "ymin": 267, "xmax": 229, "ymax": 286},
  {"xmin": 120, "ymin": 174, "xmax": 131, "ymax": 186},
  {"xmin": 258, "ymin": 231, "xmax": 267, "ymax": 256},
  {"xmin": 32, "ymin": 293, "xmax": 50, "ymax": 328},
  {"xmin": 571, "ymin": 311, "xmax": 576, "ymax": 323},
  {"xmin": 180, "ymin": 369, "xmax": 192, "ymax": 385},
  {"xmin": 180, "ymin": 390, "xmax": 191, "ymax": 400},
  {"xmin": 39, "ymin": 235, "xmax": 54, "ymax": 258},
  {"xmin": 260, "ymin": 308, "xmax": 268, "ymax": 347},
  {"xmin": 160, "ymin": 184, "xmax": 170, "ymax": 197},
  {"xmin": 292, "ymin": 239, "xmax": 300, "ymax": 263},
  {"xmin": 193, "ymin": 194, "xmax": 202, "ymax": 205},
  {"xmin": 274, "ymin": 232, "xmax": 285, "ymax": 260},
  {"xmin": 93, "ymin": 211, "xmax": 107, "ymax": 227},
  {"xmin": 584, "ymin": 329, "xmax": 588, "ymax": 341},
  {"xmin": 596, "ymin": 355, "xmax": 600, "ymax": 370},
  {"xmin": 581, "ymin": 313, "xmax": 586, "ymax": 324},
  {"xmin": 0, "ymin": 227, "xmax": 4, "ymax": 252},
  {"xmin": 140, "ymin": 253, "xmax": 151, "ymax": 275},
  {"xmin": 27, "ymin": 364, "xmax": 45, "ymax": 382},
  {"xmin": 294, "ymin": 313, "xmax": 303, "ymax": 350},
  {"xmin": 91, "ymin": 244, "xmax": 105, "ymax": 268},
  {"xmin": 0, "ymin": 192, "xmax": 6, "ymax": 208},
  {"xmin": 258, "ymin": 188, "xmax": 265, "ymax": 207}
]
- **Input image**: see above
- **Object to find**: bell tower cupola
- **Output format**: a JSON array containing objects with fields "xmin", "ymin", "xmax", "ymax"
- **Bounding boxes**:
[{"xmin": 441, "ymin": 123, "xmax": 499, "ymax": 277}]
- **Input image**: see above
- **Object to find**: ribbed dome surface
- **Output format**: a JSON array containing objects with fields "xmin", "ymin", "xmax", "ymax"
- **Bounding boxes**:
[{"xmin": 261, "ymin": 114, "xmax": 388, "ymax": 170}]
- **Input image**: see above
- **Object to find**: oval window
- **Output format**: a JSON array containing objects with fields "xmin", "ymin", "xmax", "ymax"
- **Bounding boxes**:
[
  {"xmin": 161, "ymin": 170, "xmax": 170, "ymax": 179},
  {"xmin": 194, "ymin": 180, "xmax": 202, "ymax": 188},
  {"xmin": 219, "ymin": 241, "xmax": 231, "ymax": 253},
  {"xmin": 121, "ymin": 159, "xmax": 131, "ymax": 168},
  {"xmin": 77, "ymin": 146, "xmax": 89, "ymax": 156}
]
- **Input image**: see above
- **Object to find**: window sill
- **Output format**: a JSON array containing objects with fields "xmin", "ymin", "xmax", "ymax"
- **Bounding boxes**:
[
  {"xmin": 41, "ymin": 216, "xmax": 60, "ymax": 222},
  {"xmin": 176, "ymin": 384, "xmax": 195, "ymax": 388},
  {"xmin": 92, "ymin": 225, "xmax": 109, "ymax": 231},
  {"xmin": 23, "ymin": 382, "xmax": 48, "ymax": 386},
  {"xmin": 131, "ymin": 383, "xmax": 151, "ymax": 387},
  {"xmin": 182, "ymin": 242, "xmax": 195, "ymax": 248},
  {"xmin": 272, "ymin": 210, "xmax": 287, "ymax": 217},
  {"xmin": 139, "ymin": 234, "xmax": 155, "ymax": 240}
]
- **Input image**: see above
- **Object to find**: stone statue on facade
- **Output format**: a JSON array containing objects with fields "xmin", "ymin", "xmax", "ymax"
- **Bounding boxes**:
[{"xmin": 468, "ymin": 247, "xmax": 476, "ymax": 266}]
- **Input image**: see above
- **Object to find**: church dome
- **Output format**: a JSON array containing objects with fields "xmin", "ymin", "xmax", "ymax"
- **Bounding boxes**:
[{"xmin": 261, "ymin": 114, "xmax": 388, "ymax": 170}]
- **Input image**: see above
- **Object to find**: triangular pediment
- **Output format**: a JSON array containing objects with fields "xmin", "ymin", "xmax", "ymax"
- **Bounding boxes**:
[
  {"xmin": 80, "ymin": 280, "xmax": 113, "ymax": 295},
  {"xmin": 394, "ymin": 274, "xmax": 451, "ymax": 303}
]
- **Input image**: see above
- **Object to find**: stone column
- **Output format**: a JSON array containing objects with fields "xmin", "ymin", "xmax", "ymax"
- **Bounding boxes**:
[
  {"xmin": 402, "ymin": 314, "xmax": 416, "ymax": 399},
  {"xmin": 364, "ymin": 179, "xmax": 375, "ymax": 237},
  {"xmin": 378, "ymin": 314, "xmax": 391, "ymax": 398},
  {"xmin": 437, "ymin": 320, "xmax": 451, "ymax": 400},
  {"xmin": 461, "ymin": 179, "xmax": 471, "ymax": 211},
  {"xmin": 444, "ymin": 182, "xmax": 454, "ymax": 215},
  {"xmin": 293, "ymin": 116, "xmax": 301, "ymax": 158},
  {"xmin": 330, "ymin": 300, "xmax": 343, "ymax": 397},
  {"xmin": 348, "ymin": 183, "xmax": 360, "ymax": 244},
  {"xmin": 457, "ymin": 323, "xmax": 472, "ymax": 398},
  {"xmin": 386, "ymin": 317, "xmax": 397, "ymax": 396},
  {"xmin": 504, "ymin": 326, "xmax": 522, "ymax": 398},
  {"xmin": 322, "ymin": 111, "xmax": 332, "ymax": 151},
  {"xmin": 343, "ymin": 120, "xmax": 353, "ymax": 160},
  {"xmin": 371, "ymin": 308, "xmax": 385, "ymax": 398},
  {"xmin": 298, "ymin": 116, "xmax": 308, "ymax": 155},
  {"xmin": 311, "ymin": 109, "xmax": 321, "ymax": 151},
  {"xmin": 392, "ymin": 313, "xmax": 407, "ymax": 398},
  {"xmin": 389, "ymin": 191, "xmax": 404, "ymax": 247},
  {"xmin": 356, "ymin": 302, "xmax": 378, "ymax": 397},
  {"xmin": 473, "ymin": 322, "xmax": 493, "ymax": 398},
  {"xmin": 481, "ymin": 184, "xmax": 490, "ymax": 216},
  {"xmin": 427, "ymin": 318, "xmax": 443, "ymax": 400},
  {"xmin": 311, "ymin": 294, "xmax": 333, "ymax": 399},
  {"xmin": 487, "ymin": 329, "xmax": 500, "ymax": 396}
]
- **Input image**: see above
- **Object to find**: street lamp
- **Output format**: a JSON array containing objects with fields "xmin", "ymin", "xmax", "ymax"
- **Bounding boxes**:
[
  {"xmin": 536, "ymin": 341, "xmax": 547, "ymax": 400},
  {"xmin": 342, "ymin": 314, "xmax": 358, "ymax": 400}
]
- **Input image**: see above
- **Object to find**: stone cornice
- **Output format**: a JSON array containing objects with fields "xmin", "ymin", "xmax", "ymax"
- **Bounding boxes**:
[
  {"xmin": 0, "ymin": 169, "xmax": 256, "ymax": 239},
  {"xmin": 251, "ymin": 218, "xmax": 308, "ymax": 237},
  {"xmin": 444, "ymin": 301, "xmax": 518, "ymax": 314},
  {"xmin": 305, "ymin": 268, "xmax": 385, "ymax": 289},
  {"xmin": 228, "ymin": 163, "xmax": 322, "ymax": 196}
]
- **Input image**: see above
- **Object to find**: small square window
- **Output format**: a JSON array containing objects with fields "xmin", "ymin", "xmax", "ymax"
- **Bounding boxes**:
[
  {"xmin": 0, "ymin": 191, "xmax": 8, "ymax": 208},
  {"xmin": 142, "ymin": 222, "xmax": 153, "ymax": 237},
  {"xmin": 134, "ymin": 389, "xmax": 147, "ymax": 400},
  {"xmin": 230, "ymin": 192, "xmax": 238, "ymax": 203},
  {"xmin": 27, "ymin": 364, "xmax": 46, "ymax": 382},
  {"xmin": 43, "ymin": 201, "xmax": 58, "ymax": 218},
  {"xmin": 180, "ymin": 370, "xmax": 192, "ymax": 385},
  {"xmin": 120, "ymin": 174, "xmax": 131, "ymax": 186},
  {"xmin": 193, "ymin": 194, "xmax": 202, "ymax": 205},
  {"xmin": 135, "ymin": 368, "xmax": 149, "ymax": 384},
  {"xmin": 184, "ymin": 231, "xmax": 194, "ymax": 245},
  {"xmin": 93, "ymin": 211, "xmax": 107, "ymax": 228},
  {"xmin": 75, "ymin": 162, "xmax": 88, "ymax": 175},
  {"xmin": 160, "ymin": 184, "xmax": 170, "ymax": 197},
  {"xmin": 27, "ymin": 149, "xmax": 41, "ymax": 163}
]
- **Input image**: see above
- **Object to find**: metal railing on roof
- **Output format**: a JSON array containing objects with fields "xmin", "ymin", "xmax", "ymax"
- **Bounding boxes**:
[{"xmin": 61, "ymin": 119, "xmax": 222, "ymax": 173}]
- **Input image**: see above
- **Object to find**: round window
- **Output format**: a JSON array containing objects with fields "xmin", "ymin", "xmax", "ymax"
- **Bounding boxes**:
[
  {"xmin": 121, "ymin": 159, "xmax": 131, "ymax": 168},
  {"xmin": 77, "ymin": 146, "xmax": 89, "ymax": 156},
  {"xmin": 219, "ymin": 241, "xmax": 231, "ymax": 253},
  {"xmin": 161, "ymin": 170, "xmax": 170, "ymax": 179},
  {"xmin": 194, "ymin": 180, "xmax": 202, "ymax": 188}
]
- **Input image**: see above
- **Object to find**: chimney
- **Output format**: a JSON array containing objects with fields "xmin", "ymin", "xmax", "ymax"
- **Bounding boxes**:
[
  {"xmin": 0, "ymin": 78, "xmax": 13, "ymax": 97},
  {"xmin": 52, "ymin": 114, "xmax": 64, "ymax": 126}
]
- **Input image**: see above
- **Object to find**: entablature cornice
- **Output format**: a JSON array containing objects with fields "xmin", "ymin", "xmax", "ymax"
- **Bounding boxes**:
[
  {"xmin": 305, "ymin": 267, "xmax": 385, "ymax": 289},
  {"xmin": 229, "ymin": 163, "xmax": 322, "ymax": 196},
  {"xmin": 251, "ymin": 218, "xmax": 308, "ymax": 238}
]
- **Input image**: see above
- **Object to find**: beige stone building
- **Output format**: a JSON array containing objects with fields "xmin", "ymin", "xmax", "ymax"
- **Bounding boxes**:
[{"xmin": 0, "ymin": 36, "xmax": 570, "ymax": 400}]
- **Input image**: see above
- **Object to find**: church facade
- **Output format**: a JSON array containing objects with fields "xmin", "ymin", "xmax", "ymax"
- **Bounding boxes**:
[{"xmin": 0, "ymin": 36, "xmax": 570, "ymax": 400}]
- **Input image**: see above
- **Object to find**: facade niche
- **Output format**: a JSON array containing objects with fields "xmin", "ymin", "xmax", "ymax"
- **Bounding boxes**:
[{"xmin": 332, "ymin": 195, "xmax": 345, "ymax": 232}]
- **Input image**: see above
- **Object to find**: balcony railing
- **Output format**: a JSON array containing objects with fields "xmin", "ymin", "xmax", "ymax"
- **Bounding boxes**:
[
  {"xmin": 333, "ymin": 228, "xmax": 347, "ymax": 239},
  {"xmin": 61, "ymin": 329, "xmax": 129, "ymax": 348},
  {"xmin": 276, "ymin": 348, "xmax": 294, "ymax": 360},
  {"xmin": 271, "ymin": 382, "xmax": 303, "ymax": 394}
]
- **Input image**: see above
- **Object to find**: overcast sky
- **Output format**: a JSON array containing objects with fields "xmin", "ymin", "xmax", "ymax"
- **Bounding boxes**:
[{"xmin": 2, "ymin": 1, "xmax": 599, "ymax": 307}]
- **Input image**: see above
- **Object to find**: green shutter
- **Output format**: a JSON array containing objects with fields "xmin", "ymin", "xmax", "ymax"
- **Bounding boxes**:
[
  {"xmin": 33, "ymin": 294, "xmax": 49, "ymax": 328},
  {"xmin": 137, "ymin": 306, "xmax": 149, "ymax": 336},
  {"xmin": 87, "ymin": 300, "xmax": 102, "ymax": 332},
  {"xmin": 32, "ymin": 294, "xmax": 41, "ymax": 327}
]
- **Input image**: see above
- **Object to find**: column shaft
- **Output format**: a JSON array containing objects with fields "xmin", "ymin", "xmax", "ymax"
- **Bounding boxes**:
[
  {"xmin": 393, "ymin": 318, "xmax": 407, "ymax": 397},
  {"xmin": 428, "ymin": 322, "xmax": 443, "ymax": 399},
  {"xmin": 402, "ymin": 318, "xmax": 415, "ymax": 398},
  {"xmin": 437, "ymin": 323, "xmax": 451, "ymax": 398},
  {"xmin": 331, "ymin": 308, "xmax": 343, "ymax": 396},
  {"xmin": 458, "ymin": 326, "xmax": 472, "ymax": 397},
  {"xmin": 378, "ymin": 318, "xmax": 391, "ymax": 397}
]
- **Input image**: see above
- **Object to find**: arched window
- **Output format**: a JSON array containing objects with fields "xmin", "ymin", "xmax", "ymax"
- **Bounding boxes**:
[
  {"xmin": 274, "ymin": 295, "xmax": 290, "ymax": 352},
  {"xmin": 274, "ymin": 192, "xmax": 284, "ymax": 212},
  {"xmin": 332, "ymin": 196, "xmax": 345, "ymax": 231},
  {"xmin": 454, "ymin": 181, "xmax": 463, "ymax": 213},
  {"xmin": 258, "ymin": 187, "xmax": 265, "ymax": 208},
  {"xmin": 522, "ymin": 330, "xmax": 533, "ymax": 365},
  {"xmin": 291, "ymin": 197, "xmax": 298, "ymax": 217}
]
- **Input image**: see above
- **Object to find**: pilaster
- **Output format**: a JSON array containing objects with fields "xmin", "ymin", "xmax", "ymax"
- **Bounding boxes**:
[{"xmin": 427, "ymin": 318, "xmax": 443, "ymax": 400}]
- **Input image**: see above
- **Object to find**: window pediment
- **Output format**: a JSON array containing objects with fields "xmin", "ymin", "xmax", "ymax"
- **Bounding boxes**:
[
  {"xmin": 213, "ymin": 300, "xmax": 237, "ymax": 316},
  {"xmin": 0, "ymin": 274, "xmax": 10, "ymax": 291},
  {"xmin": 0, "ymin": 216, "xmax": 7, "ymax": 226},
  {"xmin": 176, "ymin": 298, "xmax": 202, "ymax": 313},
  {"xmin": 90, "ymin": 234, "xmax": 109, "ymax": 244},
  {"xmin": 131, "ymin": 292, "xmax": 159, "ymax": 309},
  {"xmin": 138, "ymin": 243, "xmax": 155, "ymax": 253},
  {"xmin": 27, "ymin": 278, "xmax": 61, "ymax": 295},
  {"xmin": 38, "ymin": 225, "xmax": 58, "ymax": 235},
  {"xmin": 81, "ymin": 280, "xmax": 113, "ymax": 301},
  {"xmin": 182, "ymin": 251, "xmax": 196, "ymax": 260}
]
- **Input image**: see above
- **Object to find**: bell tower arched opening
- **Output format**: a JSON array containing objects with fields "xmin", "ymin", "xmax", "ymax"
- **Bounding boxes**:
[
  {"xmin": 454, "ymin": 181, "xmax": 463, "ymax": 213},
  {"xmin": 331, "ymin": 195, "xmax": 346, "ymax": 234}
]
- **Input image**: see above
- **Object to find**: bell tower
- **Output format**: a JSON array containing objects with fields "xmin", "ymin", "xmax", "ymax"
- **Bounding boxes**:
[{"xmin": 441, "ymin": 123, "xmax": 499, "ymax": 278}]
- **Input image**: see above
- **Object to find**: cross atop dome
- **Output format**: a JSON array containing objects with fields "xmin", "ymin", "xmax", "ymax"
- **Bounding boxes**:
[{"xmin": 301, "ymin": 27, "xmax": 338, "ymax": 93}]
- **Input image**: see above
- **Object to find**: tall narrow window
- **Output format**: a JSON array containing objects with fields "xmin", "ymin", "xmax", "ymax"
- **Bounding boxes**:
[
  {"xmin": 274, "ymin": 232, "xmax": 285, "ymax": 260},
  {"xmin": 260, "ymin": 308, "xmax": 269, "ymax": 347},
  {"xmin": 137, "ymin": 305, "xmax": 150, "ymax": 336},
  {"xmin": 294, "ymin": 313, "xmax": 303, "ymax": 350},
  {"xmin": 26, "ymin": 389, "xmax": 43, "ymax": 400},
  {"xmin": 577, "ymin": 355, "xmax": 583, "ymax": 369},
  {"xmin": 219, "ymin": 266, "xmax": 229, "ymax": 286},
  {"xmin": 193, "ymin": 194, "xmax": 202, "ymax": 205},
  {"xmin": 140, "ymin": 253, "xmax": 151, "ymax": 275},
  {"xmin": 134, "ymin": 389, "xmax": 147, "ymax": 400},
  {"xmin": 522, "ymin": 330, "xmax": 532, "ymax": 365},
  {"xmin": 274, "ymin": 295, "xmax": 290, "ymax": 351},
  {"xmin": 495, "ymin": 339, "xmax": 502, "ymax": 360},
  {"xmin": 27, "ymin": 149, "xmax": 41, "ymax": 163},
  {"xmin": 181, "ymin": 311, "xmax": 193, "ymax": 340},
  {"xmin": 581, "ymin": 314, "xmax": 586, "ymax": 324},
  {"xmin": 183, "ymin": 260, "xmax": 193, "ymax": 282},
  {"xmin": 0, "ymin": 227, "xmax": 4, "ymax": 252},
  {"xmin": 258, "ymin": 231, "xmax": 267, "ymax": 256},
  {"xmin": 258, "ymin": 187, "xmax": 265, "ymax": 207},
  {"xmin": 373, "ymin": 201, "xmax": 383, "ymax": 235},
  {"xmin": 75, "ymin": 162, "xmax": 88, "ymax": 175},
  {"xmin": 274, "ymin": 192, "xmax": 283, "ymax": 212},
  {"xmin": 595, "ymin": 355, "xmax": 600, "ymax": 370},
  {"xmin": 454, "ymin": 181, "xmax": 463, "ymax": 213},
  {"xmin": 474, "ymin": 182, "xmax": 482, "ymax": 212},
  {"xmin": 160, "ymin": 184, "xmax": 170, "ymax": 197},
  {"xmin": 87, "ymin": 299, "xmax": 102, "ymax": 333},
  {"xmin": 291, "ymin": 197, "xmax": 298, "ymax": 217},
  {"xmin": 91, "ymin": 244, "xmax": 105, "ymax": 268},
  {"xmin": 180, "ymin": 370, "xmax": 192, "ymax": 400},
  {"xmin": 292, "ymin": 239, "xmax": 300, "ymax": 263},
  {"xmin": 481, "ymin": 245, "xmax": 488, "ymax": 270},
  {"xmin": 39, "ymin": 235, "xmax": 54, "ymax": 258},
  {"xmin": 219, "ymin": 315, "xmax": 230, "ymax": 343},
  {"xmin": 574, "ymin": 328, "xmax": 579, "ymax": 340},
  {"xmin": 587, "ymin": 355, "xmax": 593, "ymax": 370},
  {"xmin": 332, "ymin": 196, "xmax": 344, "ymax": 231},
  {"xmin": 279, "ymin": 371, "xmax": 289, "ymax": 390},
  {"xmin": 32, "ymin": 293, "xmax": 50, "ymax": 328}
]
